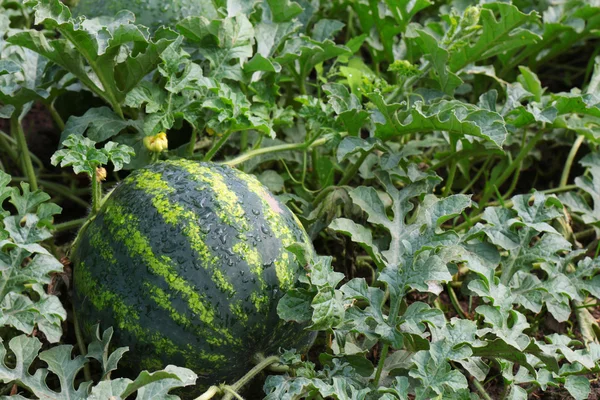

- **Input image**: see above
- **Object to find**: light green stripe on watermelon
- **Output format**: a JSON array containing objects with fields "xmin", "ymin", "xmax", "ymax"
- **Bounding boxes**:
[
  {"xmin": 145, "ymin": 283, "xmax": 229, "ymax": 351},
  {"xmin": 85, "ymin": 219, "xmax": 232, "ymax": 351},
  {"xmin": 88, "ymin": 225, "xmax": 118, "ymax": 264},
  {"xmin": 229, "ymin": 300, "xmax": 249, "ymax": 325},
  {"xmin": 174, "ymin": 161, "xmax": 271, "ymax": 311},
  {"xmin": 87, "ymin": 223, "xmax": 228, "ymax": 348},
  {"xmin": 76, "ymin": 262, "xmax": 179, "ymax": 359},
  {"xmin": 232, "ymin": 171, "xmax": 300, "ymax": 290},
  {"xmin": 172, "ymin": 160, "xmax": 250, "ymax": 230},
  {"xmin": 102, "ymin": 203, "xmax": 238, "ymax": 346},
  {"xmin": 129, "ymin": 169, "xmax": 235, "ymax": 297}
]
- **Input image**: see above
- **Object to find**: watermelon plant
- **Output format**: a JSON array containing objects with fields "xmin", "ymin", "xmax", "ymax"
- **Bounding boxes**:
[{"xmin": 3, "ymin": 0, "xmax": 600, "ymax": 399}]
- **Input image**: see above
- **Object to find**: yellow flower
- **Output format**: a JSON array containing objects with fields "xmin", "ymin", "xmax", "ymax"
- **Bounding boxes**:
[{"xmin": 143, "ymin": 132, "xmax": 168, "ymax": 152}]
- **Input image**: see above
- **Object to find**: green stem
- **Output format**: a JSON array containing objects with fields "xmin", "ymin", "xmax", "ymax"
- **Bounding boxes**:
[
  {"xmin": 575, "ymin": 228, "xmax": 596, "ymax": 241},
  {"xmin": 502, "ymin": 160, "xmax": 521, "ymax": 200},
  {"xmin": 431, "ymin": 149, "xmax": 503, "ymax": 171},
  {"xmin": 373, "ymin": 289, "xmax": 404, "ymax": 386},
  {"xmin": 0, "ymin": 129, "xmax": 19, "ymax": 163},
  {"xmin": 53, "ymin": 217, "xmax": 87, "ymax": 232},
  {"xmin": 479, "ymin": 131, "xmax": 544, "ymax": 207},
  {"xmin": 240, "ymin": 131, "xmax": 248, "ymax": 153},
  {"xmin": 442, "ymin": 160, "xmax": 458, "ymax": 197},
  {"xmin": 73, "ymin": 306, "xmax": 92, "ymax": 382},
  {"xmin": 91, "ymin": 175, "xmax": 101, "ymax": 214},
  {"xmin": 11, "ymin": 114, "xmax": 38, "ymax": 191},
  {"xmin": 219, "ymin": 355, "xmax": 282, "ymax": 400},
  {"xmin": 189, "ymin": 128, "xmax": 198, "ymax": 157},
  {"xmin": 447, "ymin": 284, "xmax": 468, "ymax": 319},
  {"xmin": 221, "ymin": 136, "xmax": 332, "ymax": 167},
  {"xmin": 47, "ymin": 101, "xmax": 65, "ymax": 131},
  {"xmin": 560, "ymin": 134, "xmax": 585, "ymax": 188},
  {"xmin": 0, "ymin": 129, "xmax": 43, "ymax": 169},
  {"xmin": 312, "ymin": 186, "xmax": 336, "ymax": 207},
  {"xmin": 339, "ymin": 151, "xmax": 369, "ymax": 186},
  {"xmin": 373, "ymin": 344, "xmax": 390, "ymax": 387},
  {"xmin": 460, "ymin": 158, "xmax": 492, "ymax": 194},
  {"xmin": 195, "ymin": 386, "xmax": 220, "ymax": 400},
  {"xmin": 471, "ymin": 377, "xmax": 493, "ymax": 400},
  {"xmin": 221, "ymin": 386, "xmax": 244, "ymax": 400},
  {"xmin": 203, "ymin": 131, "xmax": 233, "ymax": 162}
]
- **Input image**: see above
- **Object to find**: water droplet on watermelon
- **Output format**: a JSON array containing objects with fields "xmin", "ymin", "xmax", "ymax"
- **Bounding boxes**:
[
  {"xmin": 162, "ymin": 245, "xmax": 176, "ymax": 254},
  {"xmin": 200, "ymin": 224, "xmax": 212, "ymax": 234},
  {"xmin": 228, "ymin": 259, "xmax": 234, "ymax": 266},
  {"xmin": 219, "ymin": 234, "xmax": 228, "ymax": 244},
  {"xmin": 260, "ymin": 226, "xmax": 269, "ymax": 235},
  {"xmin": 252, "ymin": 209, "xmax": 260, "ymax": 216},
  {"xmin": 223, "ymin": 250, "xmax": 235, "ymax": 259},
  {"xmin": 263, "ymin": 262, "xmax": 273, "ymax": 270}
]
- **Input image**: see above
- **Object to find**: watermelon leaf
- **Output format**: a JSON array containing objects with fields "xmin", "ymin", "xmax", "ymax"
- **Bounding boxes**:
[
  {"xmin": 0, "ymin": 175, "xmax": 65, "ymax": 342},
  {"xmin": 86, "ymin": 326, "xmax": 128, "ymax": 380},
  {"xmin": 51, "ymin": 134, "xmax": 135, "ymax": 177},
  {"xmin": 0, "ymin": 329, "xmax": 197, "ymax": 399},
  {"xmin": 7, "ymin": 0, "xmax": 176, "ymax": 118}
]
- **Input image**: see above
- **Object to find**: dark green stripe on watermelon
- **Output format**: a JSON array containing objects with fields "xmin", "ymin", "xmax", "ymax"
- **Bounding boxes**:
[{"xmin": 72, "ymin": 160, "xmax": 316, "ymax": 390}]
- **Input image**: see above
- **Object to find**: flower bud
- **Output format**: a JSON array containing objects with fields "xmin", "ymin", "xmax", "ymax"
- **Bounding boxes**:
[
  {"xmin": 95, "ymin": 167, "xmax": 107, "ymax": 182},
  {"xmin": 461, "ymin": 6, "xmax": 480, "ymax": 28},
  {"xmin": 143, "ymin": 132, "xmax": 168, "ymax": 152}
]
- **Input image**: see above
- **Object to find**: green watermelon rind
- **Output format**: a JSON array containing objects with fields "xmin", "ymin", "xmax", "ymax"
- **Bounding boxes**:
[{"xmin": 72, "ymin": 159, "xmax": 315, "ymax": 390}]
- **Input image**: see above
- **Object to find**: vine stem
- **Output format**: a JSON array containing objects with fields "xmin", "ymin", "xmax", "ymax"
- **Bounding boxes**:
[
  {"xmin": 53, "ymin": 217, "xmax": 87, "ymax": 232},
  {"xmin": 91, "ymin": 173, "xmax": 102, "ymax": 214},
  {"xmin": 447, "ymin": 284, "xmax": 468, "ymax": 319},
  {"xmin": 373, "ymin": 290, "xmax": 404, "ymax": 386},
  {"xmin": 203, "ymin": 131, "xmax": 233, "ymax": 162},
  {"xmin": 221, "ymin": 136, "xmax": 332, "ymax": 167},
  {"xmin": 73, "ymin": 305, "xmax": 92, "ymax": 382},
  {"xmin": 222, "ymin": 355, "xmax": 281, "ymax": 400},
  {"xmin": 560, "ymin": 134, "xmax": 585, "ymax": 188},
  {"xmin": 478, "ymin": 130, "xmax": 544, "ymax": 207},
  {"xmin": 221, "ymin": 386, "xmax": 244, "ymax": 400},
  {"xmin": 470, "ymin": 377, "xmax": 493, "ymax": 400},
  {"xmin": 338, "ymin": 151, "xmax": 370, "ymax": 186},
  {"xmin": 189, "ymin": 128, "xmax": 198, "ymax": 157},
  {"xmin": 195, "ymin": 386, "xmax": 220, "ymax": 400},
  {"xmin": 11, "ymin": 114, "xmax": 38, "ymax": 191},
  {"xmin": 47, "ymin": 101, "xmax": 65, "ymax": 131},
  {"xmin": 0, "ymin": 129, "xmax": 43, "ymax": 169},
  {"xmin": 442, "ymin": 160, "xmax": 458, "ymax": 197},
  {"xmin": 195, "ymin": 355, "xmax": 282, "ymax": 400}
]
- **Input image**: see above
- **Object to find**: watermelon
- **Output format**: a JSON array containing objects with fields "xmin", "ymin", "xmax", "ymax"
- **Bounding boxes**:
[{"xmin": 71, "ymin": 159, "xmax": 316, "ymax": 389}]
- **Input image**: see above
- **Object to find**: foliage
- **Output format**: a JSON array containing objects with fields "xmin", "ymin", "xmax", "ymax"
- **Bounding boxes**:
[{"xmin": 2, "ymin": 0, "xmax": 600, "ymax": 398}]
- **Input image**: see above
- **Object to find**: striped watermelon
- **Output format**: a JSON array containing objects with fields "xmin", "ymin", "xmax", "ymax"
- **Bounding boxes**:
[{"xmin": 72, "ymin": 159, "xmax": 316, "ymax": 389}]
